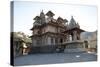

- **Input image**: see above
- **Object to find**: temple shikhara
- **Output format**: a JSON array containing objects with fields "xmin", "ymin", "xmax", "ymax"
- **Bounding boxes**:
[{"xmin": 30, "ymin": 10, "xmax": 85, "ymax": 53}]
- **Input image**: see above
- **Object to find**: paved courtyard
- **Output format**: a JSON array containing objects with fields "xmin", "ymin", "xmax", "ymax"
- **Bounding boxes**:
[{"xmin": 14, "ymin": 52, "xmax": 97, "ymax": 66}]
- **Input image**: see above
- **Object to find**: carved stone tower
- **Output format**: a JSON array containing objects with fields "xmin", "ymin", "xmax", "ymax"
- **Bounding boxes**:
[
  {"xmin": 40, "ymin": 10, "xmax": 46, "ymax": 24},
  {"xmin": 68, "ymin": 16, "xmax": 84, "ymax": 41}
]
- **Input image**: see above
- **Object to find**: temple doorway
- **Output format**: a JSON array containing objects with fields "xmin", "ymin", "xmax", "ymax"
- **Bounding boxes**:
[{"xmin": 84, "ymin": 40, "xmax": 88, "ymax": 48}]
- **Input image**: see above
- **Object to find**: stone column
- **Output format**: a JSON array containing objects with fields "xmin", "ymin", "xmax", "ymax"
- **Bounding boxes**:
[
  {"xmin": 73, "ymin": 31, "xmax": 77, "ymax": 41},
  {"xmin": 47, "ymin": 37, "xmax": 51, "ymax": 45},
  {"xmin": 45, "ymin": 36, "xmax": 48, "ymax": 45},
  {"xmin": 69, "ymin": 35, "xmax": 72, "ymax": 41},
  {"xmin": 77, "ymin": 33, "xmax": 80, "ymax": 40},
  {"xmin": 55, "ymin": 38, "xmax": 58, "ymax": 44},
  {"xmin": 53, "ymin": 38, "xmax": 55, "ymax": 45},
  {"xmin": 83, "ymin": 42, "xmax": 86, "ymax": 49}
]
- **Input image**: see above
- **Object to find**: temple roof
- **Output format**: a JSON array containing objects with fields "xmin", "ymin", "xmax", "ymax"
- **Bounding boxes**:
[
  {"xmin": 31, "ymin": 11, "xmax": 84, "ymax": 34},
  {"xmin": 57, "ymin": 17, "xmax": 68, "ymax": 23},
  {"xmin": 76, "ymin": 22, "xmax": 80, "ymax": 28},
  {"xmin": 33, "ymin": 16, "xmax": 40, "ymax": 20},
  {"xmin": 69, "ymin": 16, "xmax": 77, "ymax": 26},
  {"xmin": 63, "ymin": 19, "xmax": 68, "ymax": 23},
  {"xmin": 46, "ymin": 11, "xmax": 55, "ymax": 17},
  {"xmin": 57, "ymin": 16, "xmax": 63, "ymax": 21},
  {"xmin": 63, "ymin": 27, "xmax": 85, "ymax": 34},
  {"xmin": 69, "ymin": 28, "xmax": 85, "ymax": 32}
]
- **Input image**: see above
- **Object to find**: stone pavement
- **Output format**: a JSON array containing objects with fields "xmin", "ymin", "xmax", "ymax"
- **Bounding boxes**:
[{"xmin": 14, "ymin": 52, "xmax": 97, "ymax": 66}]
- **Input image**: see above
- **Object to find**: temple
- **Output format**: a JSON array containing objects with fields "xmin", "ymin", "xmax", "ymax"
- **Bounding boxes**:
[{"xmin": 30, "ymin": 10, "xmax": 85, "ymax": 53}]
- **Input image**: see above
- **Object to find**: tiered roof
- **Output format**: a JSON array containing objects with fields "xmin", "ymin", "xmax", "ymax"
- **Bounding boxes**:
[
  {"xmin": 33, "ymin": 16, "xmax": 40, "ymax": 20},
  {"xmin": 57, "ymin": 16, "xmax": 68, "ymax": 23},
  {"xmin": 31, "ymin": 10, "xmax": 84, "ymax": 33},
  {"xmin": 46, "ymin": 11, "xmax": 55, "ymax": 17}
]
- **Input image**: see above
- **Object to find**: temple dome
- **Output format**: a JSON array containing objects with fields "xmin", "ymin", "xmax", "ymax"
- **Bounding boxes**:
[{"xmin": 69, "ymin": 16, "xmax": 80, "ymax": 29}]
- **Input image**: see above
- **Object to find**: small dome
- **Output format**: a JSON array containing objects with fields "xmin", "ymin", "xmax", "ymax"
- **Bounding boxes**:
[{"xmin": 76, "ymin": 22, "xmax": 80, "ymax": 28}]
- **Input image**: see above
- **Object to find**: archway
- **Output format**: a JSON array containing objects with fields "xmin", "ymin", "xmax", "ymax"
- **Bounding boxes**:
[{"xmin": 60, "ymin": 38, "xmax": 63, "ymax": 43}]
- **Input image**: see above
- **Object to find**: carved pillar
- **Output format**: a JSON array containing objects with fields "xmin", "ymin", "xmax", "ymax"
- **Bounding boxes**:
[
  {"xmin": 69, "ymin": 35, "xmax": 72, "ymax": 41},
  {"xmin": 53, "ymin": 38, "xmax": 55, "ymax": 45},
  {"xmin": 77, "ymin": 33, "xmax": 80, "ymax": 40},
  {"xmin": 55, "ymin": 38, "xmax": 58, "ymax": 44},
  {"xmin": 47, "ymin": 37, "xmax": 51, "ymax": 45},
  {"xmin": 45, "ymin": 35, "xmax": 48, "ymax": 45},
  {"xmin": 66, "ymin": 33, "xmax": 69, "ymax": 42},
  {"xmin": 73, "ymin": 31, "xmax": 77, "ymax": 41}
]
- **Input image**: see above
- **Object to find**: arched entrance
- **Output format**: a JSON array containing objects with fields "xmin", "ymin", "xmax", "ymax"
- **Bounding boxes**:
[{"xmin": 60, "ymin": 38, "xmax": 63, "ymax": 43}]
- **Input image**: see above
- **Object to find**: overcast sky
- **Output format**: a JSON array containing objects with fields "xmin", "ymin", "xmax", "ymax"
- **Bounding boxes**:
[{"xmin": 14, "ymin": 1, "xmax": 97, "ymax": 35}]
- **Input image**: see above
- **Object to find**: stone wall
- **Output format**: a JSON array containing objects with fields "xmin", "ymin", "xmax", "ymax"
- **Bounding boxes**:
[{"xmin": 29, "ymin": 45, "xmax": 55, "ymax": 53}]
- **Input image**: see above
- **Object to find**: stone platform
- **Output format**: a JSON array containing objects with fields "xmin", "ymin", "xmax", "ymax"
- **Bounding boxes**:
[
  {"xmin": 63, "ymin": 40, "xmax": 86, "ymax": 53},
  {"xmin": 29, "ymin": 40, "xmax": 86, "ymax": 53}
]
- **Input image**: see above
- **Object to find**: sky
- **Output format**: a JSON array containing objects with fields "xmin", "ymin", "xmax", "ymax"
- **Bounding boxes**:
[{"xmin": 13, "ymin": 1, "xmax": 97, "ymax": 36}]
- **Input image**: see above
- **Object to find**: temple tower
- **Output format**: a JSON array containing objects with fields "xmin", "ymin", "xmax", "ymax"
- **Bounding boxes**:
[
  {"xmin": 40, "ymin": 10, "xmax": 46, "ymax": 24},
  {"xmin": 67, "ymin": 16, "xmax": 84, "ymax": 41},
  {"xmin": 63, "ymin": 16, "xmax": 85, "ymax": 52},
  {"xmin": 46, "ymin": 11, "xmax": 55, "ymax": 22}
]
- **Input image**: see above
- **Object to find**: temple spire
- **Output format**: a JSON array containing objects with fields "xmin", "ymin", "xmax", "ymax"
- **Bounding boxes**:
[
  {"xmin": 40, "ymin": 10, "xmax": 45, "ymax": 17},
  {"xmin": 40, "ymin": 10, "xmax": 45, "ymax": 24},
  {"xmin": 69, "ymin": 16, "xmax": 77, "ymax": 29},
  {"xmin": 42, "ymin": 10, "xmax": 43, "ymax": 12},
  {"xmin": 71, "ymin": 16, "xmax": 73, "ymax": 18}
]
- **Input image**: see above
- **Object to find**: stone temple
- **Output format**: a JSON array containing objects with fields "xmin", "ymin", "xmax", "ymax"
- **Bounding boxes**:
[{"xmin": 30, "ymin": 10, "xmax": 85, "ymax": 53}]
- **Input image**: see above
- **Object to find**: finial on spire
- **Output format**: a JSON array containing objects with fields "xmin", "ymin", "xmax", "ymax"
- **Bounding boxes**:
[
  {"xmin": 42, "ymin": 9, "xmax": 43, "ymax": 12},
  {"xmin": 40, "ymin": 9, "xmax": 45, "ymax": 16},
  {"xmin": 40, "ymin": 9, "xmax": 43, "ymax": 13},
  {"xmin": 71, "ymin": 16, "xmax": 73, "ymax": 18}
]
